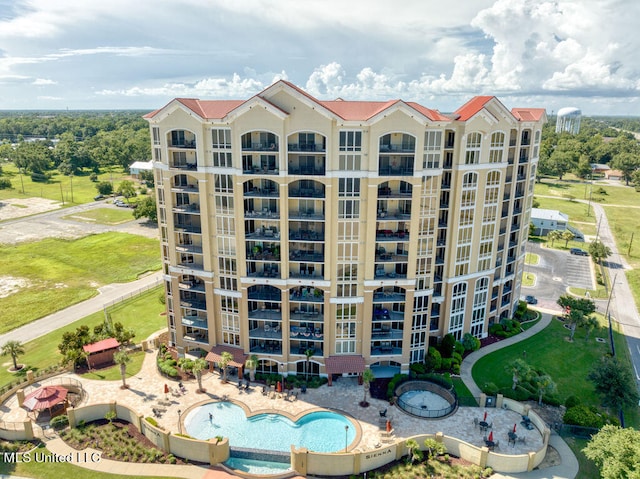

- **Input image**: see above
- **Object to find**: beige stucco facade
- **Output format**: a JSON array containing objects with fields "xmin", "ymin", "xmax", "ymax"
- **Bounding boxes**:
[{"xmin": 146, "ymin": 81, "xmax": 546, "ymax": 378}]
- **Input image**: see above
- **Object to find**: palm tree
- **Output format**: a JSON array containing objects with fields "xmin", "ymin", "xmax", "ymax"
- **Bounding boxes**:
[
  {"xmin": 2, "ymin": 340, "xmax": 25, "ymax": 371},
  {"xmin": 547, "ymin": 230, "xmax": 562, "ymax": 247},
  {"xmin": 584, "ymin": 316, "xmax": 599, "ymax": 341},
  {"xmin": 192, "ymin": 358, "xmax": 208, "ymax": 392},
  {"xmin": 245, "ymin": 354, "xmax": 258, "ymax": 382},
  {"xmin": 506, "ymin": 359, "xmax": 531, "ymax": 390},
  {"xmin": 561, "ymin": 230, "xmax": 575, "ymax": 247},
  {"xmin": 533, "ymin": 373, "xmax": 557, "ymax": 406},
  {"xmin": 423, "ymin": 438, "xmax": 446, "ymax": 460},
  {"xmin": 405, "ymin": 438, "xmax": 423, "ymax": 464},
  {"xmin": 304, "ymin": 349, "xmax": 314, "ymax": 382},
  {"xmin": 113, "ymin": 350, "xmax": 131, "ymax": 389},
  {"xmin": 361, "ymin": 368, "xmax": 375, "ymax": 406},
  {"xmin": 219, "ymin": 351, "xmax": 233, "ymax": 383}
]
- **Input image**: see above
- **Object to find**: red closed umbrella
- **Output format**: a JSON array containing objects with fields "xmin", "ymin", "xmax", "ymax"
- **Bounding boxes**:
[
  {"xmin": 164, "ymin": 384, "xmax": 169, "ymax": 394},
  {"xmin": 513, "ymin": 423, "xmax": 517, "ymax": 433},
  {"xmin": 386, "ymin": 420, "xmax": 391, "ymax": 432},
  {"xmin": 483, "ymin": 411, "xmax": 487, "ymax": 421},
  {"xmin": 488, "ymin": 431, "xmax": 494, "ymax": 442}
]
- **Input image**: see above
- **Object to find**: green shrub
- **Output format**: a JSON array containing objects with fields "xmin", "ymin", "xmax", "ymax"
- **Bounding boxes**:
[
  {"xmin": 0, "ymin": 178, "xmax": 11, "ymax": 189},
  {"xmin": 503, "ymin": 385, "xmax": 531, "ymax": 401},
  {"xmin": 451, "ymin": 363, "xmax": 460, "ymax": 375},
  {"xmin": 145, "ymin": 417, "xmax": 159, "ymax": 427},
  {"xmin": 50, "ymin": 415, "xmax": 69, "ymax": 430},
  {"xmin": 488, "ymin": 323, "xmax": 502, "ymax": 335},
  {"xmin": 440, "ymin": 358, "xmax": 452, "ymax": 371},
  {"xmin": 387, "ymin": 373, "xmax": 408, "ymax": 399},
  {"xmin": 563, "ymin": 405, "xmax": 606, "ymax": 428},
  {"xmin": 462, "ymin": 332, "xmax": 481, "ymax": 352},
  {"xmin": 425, "ymin": 347, "xmax": 441, "ymax": 371},
  {"xmin": 482, "ymin": 382, "xmax": 499, "ymax": 396},
  {"xmin": 410, "ymin": 362, "xmax": 427, "ymax": 376},
  {"xmin": 452, "ymin": 352, "xmax": 463, "ymax": 365},
  {"xmin": 440, "ymin": 334, "xmax": 456, "ymax": 358},
  {"xmin": 30, "ymin": 172, "xmax": 50, "ymax": 182},
  {"xmin": 565, "ymin": 395, "xmax": 581, "ymax": 408}
]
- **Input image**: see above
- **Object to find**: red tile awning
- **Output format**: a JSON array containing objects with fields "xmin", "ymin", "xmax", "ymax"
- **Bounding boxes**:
[
  {"xmin": 83, "ymin": 338, "xmax": 120, "ymax": 354},
  {"xmin": 325, "ymin": 355, "xmax": 366, "ymax": 375},
  {"xmin": 205, "ymin": 345, "xmax": 247, "ymax": 368}
]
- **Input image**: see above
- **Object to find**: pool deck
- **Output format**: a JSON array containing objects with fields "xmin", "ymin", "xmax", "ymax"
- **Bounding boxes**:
[{"xmin": 2, "ymin": 345, "xmax": 543, "ymax": 458}]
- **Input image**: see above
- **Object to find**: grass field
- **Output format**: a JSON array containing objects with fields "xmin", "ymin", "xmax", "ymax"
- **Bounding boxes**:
[
  {"xmin": 81, "ymin": 349, "xmax": 146, "ymax": 380},
  {"xmin": 0, "ymin": 164, "xmax": 135, "ymax": 206},
  {"xmin": 62, "ymin": 207, "xmax": 136, "ymax": 225},
  {"xmin": 0, "ymin": 286, "xmax": 165, "ymax": 389},
  {"xmin": 0, "ymin": 232, "xmax": 160, "ymax": 333},
  {"xmin": 472, "ymin": 315, "xmax": 639, "ymax": 429}
]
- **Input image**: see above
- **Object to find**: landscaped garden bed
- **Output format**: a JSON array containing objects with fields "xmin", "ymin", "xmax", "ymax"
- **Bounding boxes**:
[{"xmin": 59, "ymin": 418, "xmax": 183, "ymax": 464}]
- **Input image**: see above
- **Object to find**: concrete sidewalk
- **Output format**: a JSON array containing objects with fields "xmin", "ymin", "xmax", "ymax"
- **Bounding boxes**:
[{"xmin": 460, "ymin": 311, "xmax": 579, "ymax": 479}]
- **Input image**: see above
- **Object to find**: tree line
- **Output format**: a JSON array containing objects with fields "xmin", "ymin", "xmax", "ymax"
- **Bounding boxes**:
[{"xmin": 538, "ymin": 116, "xmax": 640, "ymax": 187}]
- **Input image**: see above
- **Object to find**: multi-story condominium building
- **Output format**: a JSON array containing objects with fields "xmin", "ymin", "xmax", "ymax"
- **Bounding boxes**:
[{"xmin": 145, "ymin": 80, "xmax": 546, "ymax": 380}]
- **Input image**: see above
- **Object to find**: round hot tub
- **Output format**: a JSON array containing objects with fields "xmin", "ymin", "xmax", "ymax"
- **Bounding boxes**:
[{"xmin": 395, "ymin": 380, "xmax": 457, "ymax": 419}]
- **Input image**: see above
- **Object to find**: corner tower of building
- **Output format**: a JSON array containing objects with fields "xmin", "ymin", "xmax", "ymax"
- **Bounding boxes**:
[{"xmin": 145, "ymin": 81, "xmax": 546, "ymax": 378}]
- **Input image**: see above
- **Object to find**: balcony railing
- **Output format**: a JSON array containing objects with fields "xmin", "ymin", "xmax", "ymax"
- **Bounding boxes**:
[
  {"xmin": 371, "ymin": 344, "xmax": 402, "ymax": 356},
  {"xmin": 288, "ymin": 167, "xmax": 326, "ymax": 176},
  {"xmin": 375, "ymin": 230, "xmax": 409, "ymax": 241},
  {"xmin": 378, "ymin": 167, "xmax": 413, "ymax": 176},
  {"xmin": 170, "ymin": 162, "xmax": 198, "ymax": 170},
  {"xmin": 242, "ymin": 143, "xmax": 279, "ymax": 152},
  {"xmin": 289, "ymin": 229, "xmax": 324, "ymax": 241},
  {"xmin": 249, "ymin": 324, "xmax": 283, "ymax": 340},
  {"xmin": 248, "ymin": 309, "xmax": 282, "ymax": 320},
  {"xmin": 373, "ymin": 291, "xmax": 406, "ymax": 302},
  {"xmin": 289, "ymin": 250, "xmax": 324, "ymax": 262},
  {"xmin": 376, "ymin": 210, "xmax": 411, "ymax": 220},
  {"xmin": 181, "ymin": 316, "xmax": 207, "ymax": 328},
  {"xmin": 169, "ymin": 140, "xmax": 196, "ymax": 149},
  {"xmin": 173, "ymin": 203, "xmax": 200, "ymax": 213},
  {"xmin": 290, "ymin": 309, "xmax": 323, "ymax": 321},
  {"xmin": 377, "ymin": 187, "xmax": 412, "ymax": 198},
  {"xmin": 244, "ymin": 187, "xmax": 279, "ymax": 198},
  {"xmin": 288, "ymin": 188, "xmax": 325, "ymax": 198},
  {"xmin": 178, "ymin": 281, "xmax": 205, "ymax": 292},
  {"xmin": 289, "ymin": 326, "xmax": 324, "ymax": 340},
  {"xmin": 175, "ymin": 244, "xmax": 203, "ymax": 255},
  {"xmin": 288, "ymin": 143, "xmax": 325, "ymax": 152},
  {"xmin": 179, "ymin": 300, "xmax": 206, "ymax": 310},
  {"xmin": 289, "ymin": 211, "xmax": 325, "ymax": 220},
  {"xmin": 371, "ymin": 327, "xmax": 403, "ymax": 340},
  {"xmin": 250, "ymin": 341, "xmax": 282, "ymax": 355},
  {"xmin": 245, "ymin": 209, "xmax": 280, "ymax": 219},
  {"xmin": 174, "ymin": 224, "xmax": 202, "ymax": 234}
]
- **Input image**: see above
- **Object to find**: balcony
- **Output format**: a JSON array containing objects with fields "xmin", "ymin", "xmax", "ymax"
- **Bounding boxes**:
[
  {"xmin": 371, "ymin": 342, "xmax": 402, "ymax": 356},
  {"xmin": 174, "ymin": 224, "xmax": 202, "ymax": 234},
  {"xmin": 247, "ymin": 264, "xmax": 281, "ymax": 279},
  {"xmin": 169, "ymin": 131, "xmax": 196, "ymax": 149},
  {"xmin": 179, "ymin": 299, "xmax": 206, "ymax": 311},
  {"xmin": 374, "ymin": 268, "xmax": 407, "ymax": 280},
  {"xmin": 171, "ymin": 183, "xmax": 198, "ymax": 193},
  {"xmin": 245, "ymin": 226, "xmax": 280, "ymax": 241},
  {"xmin": 248, "ymin": 308, "xmax": 282, "ymax": 320},
  {"xmin": 290, "ymin": 343, "xmax": 323, "ymax": 356},
  {"xmin": 376, "ymin": 210, "xmax": 411, "ymax": 220},
  {"xmin": 290, "ymin": 326, "xmax": 324, "ymax": 340},
  {"xmin": 243, "ymin": 186, "xmax": 279, "ymax": 198},
  {"xmin": 181, "ymin": 315, "xmax": 207, "ymax": 328},
  {"xmin": 289, "ymin": 247, "xmax": 324, "ymax": 262},
  {"xmin": 249, "ymin": 323, "xmax": 283, "ymax": 340},
  {"xmin": 289, "ymin": 210, "xmax": 325, "ymax": 221},
  {"xmin": 371, "ymin": 325, "xmax": 403, "ymax": 340},
  {"xmin": 288, "ymin": 165, "xmax": 326, "ymax": 176},
  {"xmin": 172, "ymin": 203, "xmax": 200, "ymax": 214},
  {"xmin": 248, "ymin": 288, "xmax": 282, "ymax": 302},
  {"xmin": 245, "ymin": 209, "xmax": 280, "ymax": 219},
  {"xmin": 289, "ymin": 229, "xmax": 324, "ymax": 241},
  {"xmin": 176, "ymin": 243, "xmax": 203, "ymax": 255},
  {"xmin": 288, "ymin": 187, "xmax": 325, "ymax": 198},
  {"xmin": 249, "ymin": 340, "xmax": 282, "ymax": 355},
  {"xmin": 290, "ymin": 308, "xmax": 323, "ymax": 321},
  {"xmin": 375, "ymin": 229, "xmax": 409, "ymax": 241},
  {"xmin": 290, "ymin": 288, "xmax": 323, "ymax": 303},
  {"xmin": 178, "ymin": 280, "xmax": 205, "ymax": 292},
  {"xmin": 377, "ymin": 186, "xmax": 412, "ymax": 198},
  {"xmin": 242, "ymin": 142, "xmax": 279, "ymax": 152},
  {"xmin": 183, "ymin": 334, "xmax": 208, "ymax": 344}
]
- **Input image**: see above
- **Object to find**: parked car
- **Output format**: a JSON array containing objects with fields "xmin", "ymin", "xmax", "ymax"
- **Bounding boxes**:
[
  {"xmin": 570, "ymin": 248, "xmax": 589, "ymax": 256},
  {"xmin": 94, "ymin": 194, "xmax": 104, "ymax": 201},
  {"xmin": 524, "ymin": 295, "xmax": 538, "ymax": 305},
  {"xmin": 114, "ymin": 199, "xmax": 127, "ymax": 207}
]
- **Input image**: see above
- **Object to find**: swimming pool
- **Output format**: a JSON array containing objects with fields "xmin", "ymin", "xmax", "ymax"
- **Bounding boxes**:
[{"xmin": 184, "ymin": 401, "xmax": 356, "ymax": 453}]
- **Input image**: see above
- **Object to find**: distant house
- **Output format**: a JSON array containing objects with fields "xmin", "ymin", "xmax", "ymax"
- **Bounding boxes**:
[
  {"xmin": 530, "ymin": 208, "xmax": 569, "ymax": 236},
  {"xmin": 129, "ymin": 160, "xmax": 153, "ymax": 179},
  {"xmin": 605, "ymin": 169, "xmax": 624, "ymax": 180}
]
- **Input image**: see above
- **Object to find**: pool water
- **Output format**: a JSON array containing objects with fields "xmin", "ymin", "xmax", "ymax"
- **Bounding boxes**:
[
  {"xmin": 184, "ymin": 402, "xmax": 356, "ymax": 452},
  {"xmin": 224, "ymin": 457, "xmax": 291, "ymax": 475}
]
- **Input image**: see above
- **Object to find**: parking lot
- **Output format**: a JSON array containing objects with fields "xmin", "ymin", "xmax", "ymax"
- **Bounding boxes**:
[{"xmin": 522, "ymin": 242, "xmax": 595, "ymax": 312}]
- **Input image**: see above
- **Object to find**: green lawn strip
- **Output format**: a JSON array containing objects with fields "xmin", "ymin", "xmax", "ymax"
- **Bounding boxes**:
[
  {"xmin": 522, "ymin": 272, "xmax": 536, "ymax": 287},
  {"xmin": 62, "ymin": 208, "xmax": 136, "ymax": 225},
  {"xmin": 472, "ymin": 317, "xmax": 609, "ymax": 405},
  {"xmin": 568, "ymin": 286, "xmax": 608, "ymax": 300},
  {"xmin": 563, "ymin": 437, "xmax": 600, "ymax": 479},
  {"xmin": 0, "ymin": 232, "xmax": 160, "ymax": 333},
  {"xmin": 0, "ymin": 286, "xmax": 165, "ymax": 390},
  {"xmin": 611, "ymin": 320, "xmax": 640, "ymax": 428},
  {"xmin": 535, "ymin": 179, "xmax": 640, "ymax": 208},
  {"xmin": 524, "ymin": 253, "xmax": 539, "ymax": 265},
  {"xmin": 602, "ymin": 204, "xmax": 640, "ymax": 264},
  {"xmin": 452, "ymin": 377, "xmax": 477, "ymax": 405},
  {"xmin": 535, "ymin": 195, "xmax": 596, "ymax": 227},
  {"xmin": 0, "ymin": 163, "xmax": 132, "ymax": 205},
  {"xmin": 0, "ymin": 446, "xmax": 174, "ymax": 479},
  {"xmin": 81, "ymin": 349, "xmax": 146, "ymax": 381}
]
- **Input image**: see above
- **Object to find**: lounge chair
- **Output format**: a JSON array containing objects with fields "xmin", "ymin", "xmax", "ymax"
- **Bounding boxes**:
[{"xmin": 379, "ymin": 408, "xmax": 387, "ymax": 418}]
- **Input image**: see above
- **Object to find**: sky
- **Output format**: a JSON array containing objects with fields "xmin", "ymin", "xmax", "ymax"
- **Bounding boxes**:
[{"xmin": 0, "ymin": 0, "xmax": 639, "ymax": 116}]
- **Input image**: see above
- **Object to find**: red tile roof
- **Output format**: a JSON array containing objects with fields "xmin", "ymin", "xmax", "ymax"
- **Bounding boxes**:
[
  {"xmin": 205, "ymin": 345, "xmax": 247, "ymax": 367},
  {"xmin": 83, "ymin": 337, "xmax": 120, "ymax": 354},
  {"xmin": 453, "ymin": 96, "xmax": 494, "ymax": 121},
  {"xmin": 511, "ymin": 108, "xmax": 547, "ymax": 122},
  {"xmin": 325, "ymin": 355, "xmax": 366, "ymax": 375}
]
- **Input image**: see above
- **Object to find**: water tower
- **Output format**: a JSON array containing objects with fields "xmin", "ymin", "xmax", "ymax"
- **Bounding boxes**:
[{"xmin": 555, "ymin": 107, "xmax": 581, "ymax": 134}]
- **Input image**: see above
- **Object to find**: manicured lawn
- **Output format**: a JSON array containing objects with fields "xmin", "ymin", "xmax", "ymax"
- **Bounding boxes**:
[
  {"xmin": 0, "ymin": 444, "xmax": 174, "ymax": 479},
  {"xmin": 536, "ymin": 178, "xmax": 640, "ymax": 208},
  {"xmin": 81, "ymin": 350, "xmax": 146, "ymax": 381},
  {"xmin": 0, "ymin": 163, "xmax": 132, "ymax": 206},
  {"xmin": 0, "ymin": 232, "xmax": 160, "ymax": 333},
  {"xmin": 524, "ymin": 253, "xmax": 539, "ymax": 265},
  {"xmin": 535, "ymin": 195, "xmax": 597, "ymax": 227},
  {"xmin": 0, "ymin": 286, "xmax": 165, "ymax": 390},
  {"xmin": 472, "ymin": 315, "xmax": 639, "ymax": 429},
  {"xmin": 62, "ymin": 207, "xmax": 136, "ymax": 225},
  {"xmin": 522, "ymin": 272, "xmax": 536, "ymax": 287},
  {"xmin": 563, "ymin": 437, "xmax": 600, "ymax": 479}
]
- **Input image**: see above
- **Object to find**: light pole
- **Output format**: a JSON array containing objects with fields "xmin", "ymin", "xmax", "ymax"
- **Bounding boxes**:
[
  {"xmin": 177, "ymin": 409, "xmax": 182, "ymax": 434},
  {"xmin": 344, "ymin": 425, "xmax": 349, "ymax": 453}
]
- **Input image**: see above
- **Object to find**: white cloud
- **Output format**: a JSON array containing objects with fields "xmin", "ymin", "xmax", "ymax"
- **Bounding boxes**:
[{"xmin": 32, "ymin": 78, "xmax": 56, "ymax": 85}]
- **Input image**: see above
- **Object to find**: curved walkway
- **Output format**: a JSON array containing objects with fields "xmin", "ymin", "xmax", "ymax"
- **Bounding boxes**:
[{"xmin": 460, "ymin": 312, "xmax": 579, "ymax": 479}]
